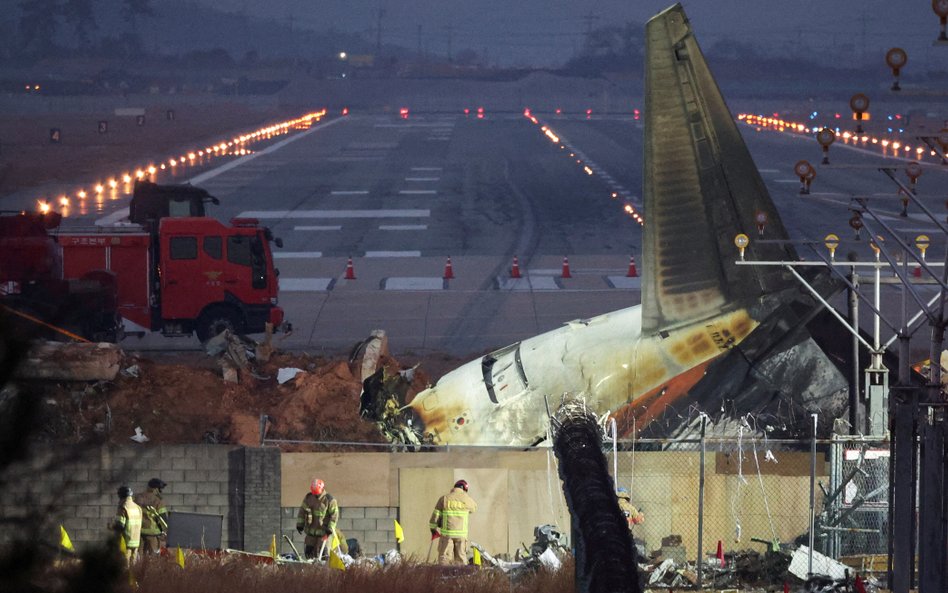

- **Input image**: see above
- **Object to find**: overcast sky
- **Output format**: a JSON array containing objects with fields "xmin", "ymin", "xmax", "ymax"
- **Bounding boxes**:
[{"xmin": 186, "ymin": 1, "xmax": 943, "ymax": 67}]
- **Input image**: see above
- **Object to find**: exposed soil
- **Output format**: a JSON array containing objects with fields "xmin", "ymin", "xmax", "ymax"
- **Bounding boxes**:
[{"xmin": 24, "ymin": 347, "xmax": 466, "ymax": 446}]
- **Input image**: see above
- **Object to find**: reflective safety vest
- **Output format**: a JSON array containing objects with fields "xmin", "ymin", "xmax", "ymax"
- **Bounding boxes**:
[
  {"xmin": 134, "ymin": 490, "xmax": 168, "ymax": 536},
  {"xmin": 115, "ymin": 498, "xmax": 143, "ymax": 549},
  {"xmin": 429, "ymin": 488, "xmax": 477, "ymax": 538},
  {"xmin": 296, "ymin": 492, "xmax": 338, "ymax": 537}
]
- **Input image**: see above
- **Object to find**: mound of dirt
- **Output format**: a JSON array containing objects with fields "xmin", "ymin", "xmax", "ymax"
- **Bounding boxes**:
[{"xmin": 23, "ymin": 348, "xmax": 452, "ymax": 447}]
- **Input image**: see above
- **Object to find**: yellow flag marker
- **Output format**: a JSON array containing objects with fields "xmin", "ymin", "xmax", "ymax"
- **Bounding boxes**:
[
  {"xmin": 393, "ymin": 520, "xmax": 404, "ymax": 544},
  {"xmin": 176, "ymin": 546, "xmax": 186, "ymax": 568},
  {"xmin": 330, "ymin": 531, "xmax": 340, "ymax": 551},
  {"xmin": 473, "ymin": 547, "xmax": 482, "ymax": 566},
  {"xmin": 270, "ymin": 534, "xmax": 278, "ymax": 560},
  {"xmin": 328, "ymin": 549, "xmax": 346, "ymax": 571},
  {"xmin": 59, "ymin": 525, "xmax": 75, "ymax": 552}
]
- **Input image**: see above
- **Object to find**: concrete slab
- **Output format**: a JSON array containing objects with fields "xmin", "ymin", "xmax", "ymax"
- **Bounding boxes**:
[{"xmin": 383, "ymin": 277, "xmax": 446, "ymax": 291}]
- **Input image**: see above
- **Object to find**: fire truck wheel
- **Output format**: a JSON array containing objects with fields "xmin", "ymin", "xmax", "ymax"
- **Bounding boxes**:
[{"xmin": 195, "ymin": 306, "xmax": 244, "ymax": 343}]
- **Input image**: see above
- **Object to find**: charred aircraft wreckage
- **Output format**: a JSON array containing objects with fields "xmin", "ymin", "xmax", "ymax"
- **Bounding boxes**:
[{"xmin": 363, "ymin": 3, "xmax": 850, "ymax": 447}]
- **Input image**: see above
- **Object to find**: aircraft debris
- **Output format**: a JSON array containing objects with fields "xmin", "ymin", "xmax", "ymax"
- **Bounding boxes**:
[
  {"xmin": 16, "ymin": 341, "xmax": 123, "ymax": 382},
  {"xmin": 130, "ymin": 426, "xmax": 149, "ymax": 443},
  {"xmin": 277, "ymin": 368, "xmax": 304, "ymax": 384}
]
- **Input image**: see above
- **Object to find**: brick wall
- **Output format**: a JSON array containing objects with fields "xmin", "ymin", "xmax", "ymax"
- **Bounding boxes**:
[
  {"xmin": 0, "ymin": 444, "xmax": 281, "ymax": 552},
  {"xmin": 280, "ymin": 506, "xmax": 399, "ymax": 557}
]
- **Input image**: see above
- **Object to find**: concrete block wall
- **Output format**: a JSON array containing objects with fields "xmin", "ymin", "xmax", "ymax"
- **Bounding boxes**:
[
  {"xmin": 0, "ymin": 444, "xmax": 281, "ymax": 553},
  {"xmin": 280, "ymin": 506, "xmax": 399, "ymax": 557}
]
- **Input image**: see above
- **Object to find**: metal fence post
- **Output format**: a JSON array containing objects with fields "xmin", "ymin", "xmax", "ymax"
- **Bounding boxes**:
[
  {"xmin": 696, "ymin": 415, "xmax": 707, "ymax": 590},
  {"xmin": 808, "ymin": 413, "xmax": 818, "ymax": 576}
]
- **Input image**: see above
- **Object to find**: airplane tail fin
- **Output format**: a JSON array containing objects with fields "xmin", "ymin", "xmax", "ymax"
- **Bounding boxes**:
[{"xmin": 641, "ymin": 4, "xmax": 798, "ymax": 334}]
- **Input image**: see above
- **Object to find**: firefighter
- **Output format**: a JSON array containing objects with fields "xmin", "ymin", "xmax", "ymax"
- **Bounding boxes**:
[
  {"xmin": 617, "ymin": 486, "xmax": 645, "ymax": 530},
  {"xmin": 296, "ymin": 478, "xmax": 339, "ymax": 560},
  {"xmin": 429, "ymin": 479, "xmax": 478, "ymax": 564},
  {"xmin": 112, "ymin": 485, "xmax": 143, "ymax": 565},
  {"xmin": 134, "ymin": 477, "xmax": 169, "ymax": 554}
]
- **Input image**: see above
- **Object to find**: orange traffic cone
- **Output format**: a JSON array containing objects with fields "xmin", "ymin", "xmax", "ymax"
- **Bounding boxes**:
[
  {"xmin": 561, "ymin": 256, "xmax": 572, "ymax": 279},
  {"xmin": 443, "ymin": 257, "xmax": 455, "ymax": 280},
  {"xmin": 344, "ymin": 257, "xmax": 356, "ymax": 280},
  {"xmin": 626, "ymin": 255, "xmax": 638, "ymax": 278},
  {"xmin": 511, "ymin": 256, "xmax": 522, "ymax": 279},
  {"xmin": 716, "ymin": 540, "xmax": 725, "ymax": 568}
]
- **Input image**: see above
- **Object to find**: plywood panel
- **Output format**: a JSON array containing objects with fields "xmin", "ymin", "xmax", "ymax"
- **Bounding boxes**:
[
  {"xmin": 398, "ymin": 467, "xmax": 453, "ymax": 559},
  {"xmin": 281, "ymin": 452, "xmax": 390, "ymax": 507},
  {"xmin": 461, "ymin": 468, "xmax": 508, "ymax": 555},
  {"xmin": 507, "ymin": 470, "xmax": 571, "ymax": 554}
]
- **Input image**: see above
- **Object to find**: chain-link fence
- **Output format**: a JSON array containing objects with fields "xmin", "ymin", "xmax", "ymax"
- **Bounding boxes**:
[{"xmin": 605, "ymin": 434, "xmax": 890, "ymax": 586}]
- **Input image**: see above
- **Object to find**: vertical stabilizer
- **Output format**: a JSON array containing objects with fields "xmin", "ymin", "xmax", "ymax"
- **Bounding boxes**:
[{"xmin": 641, "ymin": 4, "xmax": 797, "ymax": 334}]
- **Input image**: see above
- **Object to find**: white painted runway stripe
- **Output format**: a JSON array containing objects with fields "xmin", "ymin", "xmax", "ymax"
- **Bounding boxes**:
[
  {"xmin": 331, "ymin": 190, "xmax": 370, "ymax": 195},
  {"xmin": 404, "ymin": 177, "xmax": 440, "ymax": 181},
  {"xmin": 411, "ymin": 167, "xmax": 442, "ymax": 171},
  {"xmin": 758, "ymin": 168, "xmax": 780, "ymax": 173},
  {"xmin": 399, "ymin": 190, "xmax": 437, "ymax": 195},
  {"xmin": 384, "ymin": 277, "xmax": 445, "ymax": 291},
  {"xmin": 294, "ymin": 225, "xmax": 342, "ymax": 231},
  {"xmin": 379, "ymin": 224, "xmax": 427, "ymax": 231},
  {"xmin": 607, "ymin": 276, "xmax": 642, "ymax": 289},
  {"xmin": 281, "ymin": 278, "xmax": 335, "ymax": 291},
  {"xmin": 365, "ymin": 250, "xmax": 422, "ymax": 257},
  {"xmin": 238, "ymin": 209, "xmax": 430, "ymax": 219},
  {"xmin": 774, "ymin": 179, "xmax": 799, "ymax": 183},
  {"xmin": 274, "ymin": 251, "xmax": 323, "ymax": 259}
]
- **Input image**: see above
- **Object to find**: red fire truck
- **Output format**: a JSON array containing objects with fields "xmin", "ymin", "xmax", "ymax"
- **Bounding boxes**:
[
  {"xmin": 56, "ymin": 215, "xmax": 286, "ymax": 342},
  {"xmin": 0, "ymin": 211, "xmax": 122, "ymax": 341}
]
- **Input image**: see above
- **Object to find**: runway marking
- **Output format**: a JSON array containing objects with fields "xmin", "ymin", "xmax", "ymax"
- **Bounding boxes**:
[
  {"xmin": 411, "ymin": 167, "xmax": 442, "ymax": 171},
  {"xmin": 758, "ymin": 168, "xmax": 780, "ymax": 173},
  {"xmin": 331, "ymin": 190, "xmax": 370, "ymax": 195},
  {"xmin": 383, "ymin": 277, "xmax": 445, "ymax": 291},
  {"xmin": 366, "ymin": 250, "xmax": 422, "ymax": 257},
  {"xmin": 281, "ymin": 278, "xmax": 335, "ymax": 291},
  {"xmin": 379, "ymin": 224, "xmax": 428, "ymax": 231},
  {"xmin": 404, "ymin": 177, "xmax": 440, "ymax": 181},
  {"xmin": 238, "ymin": 209, "xmax": 430, "ymax": 218},
  {"xmin": 773, "ymin": 179, "xmax": 800, "ymax": 183},
  {"xmin": 294, "ymin": 225, "xmax": 342, "ymax": 231},
  {"xmin": 607, "ymin": 276, "xmax": 643, "ymax": 289},
  {"xmin": 274, "ymin": 251, "xmax": 323, "ymax": 259},
  {"xmin": 399, "ymin": 190, "xmax": 437, "ymax": 195}
]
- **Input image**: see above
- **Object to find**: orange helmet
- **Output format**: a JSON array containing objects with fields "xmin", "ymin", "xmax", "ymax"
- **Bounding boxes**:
[{"xmin": 310, "ymin": 478, "xmax": 325, "ymax": 495}]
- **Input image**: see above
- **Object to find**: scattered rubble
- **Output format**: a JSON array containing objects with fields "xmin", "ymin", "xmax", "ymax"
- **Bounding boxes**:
[{"xmin": 15, "ymin": 330, "xmax": 454, "ymax": 446}]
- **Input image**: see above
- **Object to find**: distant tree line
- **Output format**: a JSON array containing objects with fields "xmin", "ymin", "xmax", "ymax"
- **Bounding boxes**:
[{"xmin": 16, "ymin": 0, "xmax": 152, "ymax": 58}]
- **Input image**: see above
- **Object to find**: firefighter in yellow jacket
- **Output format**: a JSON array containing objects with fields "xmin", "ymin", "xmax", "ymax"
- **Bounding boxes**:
[
  {"xmin": 296, "ymin": 478, "xmax": 339, "ymax": 559},
  {"xmin": 112, "ymin": 485, "xmax": 143, "ymax": 565},
  {"xmin": 134, "ymin": 477, "xmax": 169, "ymax": 554},
  {"xmin": 429, "ymin": 479, "xmax": 477, "ymax": 564}
]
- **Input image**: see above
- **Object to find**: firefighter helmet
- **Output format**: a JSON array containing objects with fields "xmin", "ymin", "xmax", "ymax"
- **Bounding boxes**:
[
  {"xmin": 454, "ymin": 479, "xmax": 469, "ymax": 492},
  {"xmin": 148, "ymin": 478, "xmax": 167, "ymax": 491},
  {"xmin": 118, "ymin": 486, "xmax": 133, "ymax": 498},
  {"xmin": 311, "ymin": 478, "xmax": 325, "ymax": 496}
]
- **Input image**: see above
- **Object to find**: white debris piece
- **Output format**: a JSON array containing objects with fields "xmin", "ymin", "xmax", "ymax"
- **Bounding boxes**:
[
  {"xmin": 649, "ymin": 558, "xmax": 676, "ymax": 585},
  {"xmin": 765, "ymin": 449, "xmax": 778, "ymax": 463},
  {"xmin": 538, "ymin": 548, "xmax": 562, "ymax": 570},
  {"xmin": 277, "ymin": 367, "xmax": 304, "ymax": 384},
  {"xmin": 130, "ymin": 426, "xmax": 149, "ymax": 443},
  {"xmin": 789, "ymin": 545, "xmax": 848, "ymax": 581},
  {"xmin": 121, "ymin": 365, "xmax": 140, "ymax": 378}
]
